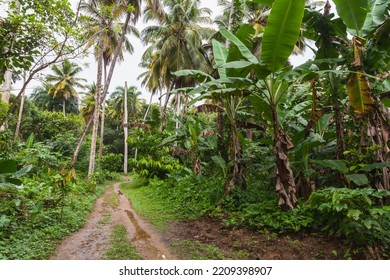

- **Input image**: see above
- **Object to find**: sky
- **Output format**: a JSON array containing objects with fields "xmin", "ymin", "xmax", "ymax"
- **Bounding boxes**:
[{"xmin": 9, "ymin": 0, "xmax": 336, "ymax": 103}]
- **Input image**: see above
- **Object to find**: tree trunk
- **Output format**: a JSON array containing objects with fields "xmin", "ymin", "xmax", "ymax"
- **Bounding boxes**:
[
  {"xmin": 88, "ymin": 40, "xmax": 103, "ymax": 177},
  {"xmin": 124, "ymin": 81, "xmax": 128, "ymax": 175},
  {"xmin": 160, "ymin": 86, "xmax": 172, "ymax": 131},
  {"xmin": 225, "ymin": 119, "xmax": 246, "ymax": 195},
  {"xmin": 71, "ymin": 11, "xmax": 132, "ymax": 167},
  {"xmin": 14, "ymin": 74, "xmax": 26, "ymax": 142},
  {"xmin": 369, "ymin": 107, "xmax": 390, "ymax": 192},
  {"xmin": 1, "ymin": 71, "xmax": 12, "ymax": 104},
  {"xmin": 70, "ymin": 116, "xmax": 93, "ymax": 166},
  {"xmin": 99, "ymin": 64, "xmax": 108, "ymax": 158},
  {"xmin": 63, "ymin": 98, "xmax": 66, "ymax": 117},
  {"xmin": 175, "ymin": 92, "xmax": 181, "ymax": 130},
  {"xmin": 272, "ymin": 107, "xmax": 297, "ymax": 210}
]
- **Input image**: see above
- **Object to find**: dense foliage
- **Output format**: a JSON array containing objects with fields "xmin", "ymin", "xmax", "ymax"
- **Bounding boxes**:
[{"xmin": 1, "ymin": 0, "xmax": 389, "ymax": 259}]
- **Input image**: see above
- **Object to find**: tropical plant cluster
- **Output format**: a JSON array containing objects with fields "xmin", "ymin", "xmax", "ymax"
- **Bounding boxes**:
[{"xmin": 1, "ymin": 0, "xmax": 389, "ymax": 259}]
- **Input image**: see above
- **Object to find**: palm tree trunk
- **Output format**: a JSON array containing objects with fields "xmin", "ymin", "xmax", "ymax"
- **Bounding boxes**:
[
  {"xmin": 71, "ymin": 11, "xmax": 132, "ymax": 167},
  {"xmin": 175, "ymin": 92, "xmax": 181, "ymax": 130},
  {"xmin": 70, "ymin": 116, "xmax": 93, "ymax": 166},
  {"xmin": 88, "ymin": 40, "xmax": 103, "ymax": 176},
  {"xmin": 63, "ymin": 99, "xmax": 66, "ymax": 117},
  {"xmin": 98, "ymin": 64, "xmax": 108, "ymax": 158},
  {"xmin": 160, "ymin": 84, "xmax": 173, "ymax": 131},
  {"xmin": 124, "ymin": 81, "xmax": 128, "ymax": 175}
]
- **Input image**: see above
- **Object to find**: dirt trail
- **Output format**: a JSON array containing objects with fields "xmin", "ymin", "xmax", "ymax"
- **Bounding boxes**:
[{"xmin": 50, "ymin": 181, "xmax": 174, "ymax": 260}]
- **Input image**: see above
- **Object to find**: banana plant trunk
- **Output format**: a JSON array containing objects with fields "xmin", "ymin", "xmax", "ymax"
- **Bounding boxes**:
[
  {"xmin": 369, "ymin": 108, "xmax": 390, "ymax": 192},
  {"xmin": 225, "ymin": 120, "xmax": 246, "ymax": 195},
  {"xmin": 271, "ymin": 105, "xmax": 297, "ymax": 210}
]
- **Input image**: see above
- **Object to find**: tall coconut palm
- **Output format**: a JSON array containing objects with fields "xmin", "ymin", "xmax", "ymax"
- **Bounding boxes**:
[
  {"xmin": 81, "ymin": 0, "xmax": 141, "ymax": 158},
  {"xmin": 108, "ymin": 85, "xmax": 143, "ymax": 121},
  {"xmin": 45, "ymin": 60, "xmax": 86, "ymax": 117},
  {"xmin": 80, "ymin": 0, "xmax": 142, "ymax": 175},
  {"xmin": 30, "ymin": 83, "xmax": 80, "ymax": 115},
  {"xmin": 141, "ymin": 0, "xmax": 215, "ymax": 129},
  {"xmin": 80, "ymin": 83, "xmax": 97, "ymax": 123}
]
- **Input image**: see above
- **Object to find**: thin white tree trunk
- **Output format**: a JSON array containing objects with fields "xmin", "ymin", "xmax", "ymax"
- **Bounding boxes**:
[
  {"xmin": 0, "ymin": 71, "xmax": 12, "ymax": 131},
  {"xmin": 134, "ymin": 91, "xmax": 154, "ymax": 160},
  {"xmin": 124, "ymin": 81, "xmax": 128, "ymax": 175},
  {"xmin": 14, "ymin": 73, "xmax": 26, "ymax": 142},
  {"xmin": 175, "ymin": 92, "xmax": 181, "ymax": 130},
  {"xmin": 1, "ymin": 71, "xmax": 12, "ymax": 104},
  {"xmin": 88, "ymin": 40, "xmax": 103, "ymax": 176},
  {"xmin": 98, "ymin": 64, "xmax": 108, "ymax": 158}
]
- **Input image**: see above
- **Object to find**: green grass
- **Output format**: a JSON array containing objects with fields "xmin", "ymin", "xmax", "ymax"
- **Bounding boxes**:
[
  {"xmin": 103, "ymin": 225, "xmax": 141, "ymax": 260},
  {"xmin": 103, "ymin": 187, "xmax": 119, "ymax": 208},
  {"xmin": 171, "ymin": 240, "xmax": 227, "ymax": 260},
  {"xmin": 0, "ymin": 184, "xmax": 105, "ymax": 260},
  {"xmin": 98, "ymin": 212, "xmax": 112, "ymax": 225},
  {"xmin": 120, "ymin": 177, "xmax": 177, "ymax": 229}
]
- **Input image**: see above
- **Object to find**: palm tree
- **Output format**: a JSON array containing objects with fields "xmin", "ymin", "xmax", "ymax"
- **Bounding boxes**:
[
  {"xmin": 141, "ymin": 0, "xmax": 215, "ymax": 129},
  {"xmin": 80, "ymin": 0, "xmax": 142, "ymax": 175},
  {"xmin": 80, "ymin": 83, "xmax": 97, "ymax": 123},
  {"xmin": 81, "ymin": 0, "xmax": 141, "ymax": 158},
  {"xmin": 30, "ymin": 83, "xmax": 80, "ymax": 115},
  {"xmin": 45, "ymin": 60, "xmax": 86, "ymax": 117},
  {"xmin": 108, "ymin": 85, "xmax": 143, "ymax": 121}
]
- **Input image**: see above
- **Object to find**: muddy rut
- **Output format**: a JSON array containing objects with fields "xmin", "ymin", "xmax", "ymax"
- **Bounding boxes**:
[{"xmin": 51, "ymin": 182, "xmax": 174, "ymax": 260}]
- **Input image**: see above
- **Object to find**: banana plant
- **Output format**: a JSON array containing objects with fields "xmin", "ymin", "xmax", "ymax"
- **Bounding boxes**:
[
  {"xmin": 175, "ymin": 0, "xmax": 307, "ymax": 209},
  {"xmin": 332, "ymin": 0, "xmax": 390, "ymax": 191}
]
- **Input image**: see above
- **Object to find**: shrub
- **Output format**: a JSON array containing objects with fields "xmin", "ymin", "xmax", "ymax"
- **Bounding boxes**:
[
  {"xmin": 308, "ymin": 187, "xmax": 390, "ymax": 257},
  {"xmin": 99, "ymin": 153, "xmax": 123, "ymax": 173}
]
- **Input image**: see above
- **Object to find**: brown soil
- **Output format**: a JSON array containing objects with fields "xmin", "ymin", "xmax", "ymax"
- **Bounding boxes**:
[
  {"xmin": 50, "ymin": 182, "xmax": 174, "ymax": 260},
  {"xmin": 166, "ymin": 218, "xmax": 345, "ymax": 260},
  {"xmin": 51, "ymin": 180, "xmax": 344, "ymax": 260}
]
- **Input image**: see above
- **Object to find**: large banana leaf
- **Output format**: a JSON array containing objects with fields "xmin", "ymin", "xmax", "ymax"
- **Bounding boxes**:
[
  {"xmin": 261, "ymin": 0, "xmax": 306, "ymax": 73},
  {"xmin": 172, "ymin": 69, "xmax": 213, "ymax": 83},
  {"xmin": 333, "ymin": 0, "xmax": 369, "ymax": 33},
  {"xmin": 362, "ymin": 0, "xmax": 390, "ymax": 35},
  {"xmin": 212, "ymin": 39, "xmax": 228, "ymax": 79},
  {"xmin": 219, "ymin": 28, "xmax": 258, "ymax": 64}
]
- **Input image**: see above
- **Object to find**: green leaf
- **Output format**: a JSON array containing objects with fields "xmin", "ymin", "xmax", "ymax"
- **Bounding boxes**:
[
  {"xmin": 360, "ymin": 162, "xmax": 390, "ymax": 171},
  {"xmin": 333, "ymin": 0, "xmax": 369, "ymax": 33},
  {"xmin": 218, "ymin": 61, "xmax": 254, "ymax": 69},
  {"xmin": 220, "ymin": 28, "xmax": 259, "ymax": 64},
  {"xmin": 211, "ymin": 155, "xmax": 227, "ymax": 171},
  {"xmin": 12, "ymin": 165, "xmax": 32, "ymax": 178},
  {"xmin": 212, "ymin": 39, "xmax": 228, "ymax": 78},
  {"xmin": 0, "ymin": 160, "xmax": 17, "ymax": 174},
  {"xmin": 249, "ymin": 0, "xmax": 275, "ymax": 6},
  {"xmin": 382, "ymin": 98, "xmax": 390, "ymax": 107},
  {"xmin": 362, "ymin": 0, "xmax": 389, "ymax": 35},
  {"xmin": 346, "ymin": 174, "xmax": 369, "ymax": 186},
  {"xmin": 311, "ymin": 159, "xmax": 349, "ymax": 174},
  {"xmin": 347, "ymin": 209, "xmax": 362, "ymax": 220},
  {"xmin": 172, "ymin": 70, "xmax": 214, "ymax": 83},
  {"xmin": 261, "ymin": 0, "xmax": 306, "ymax": 73}
]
